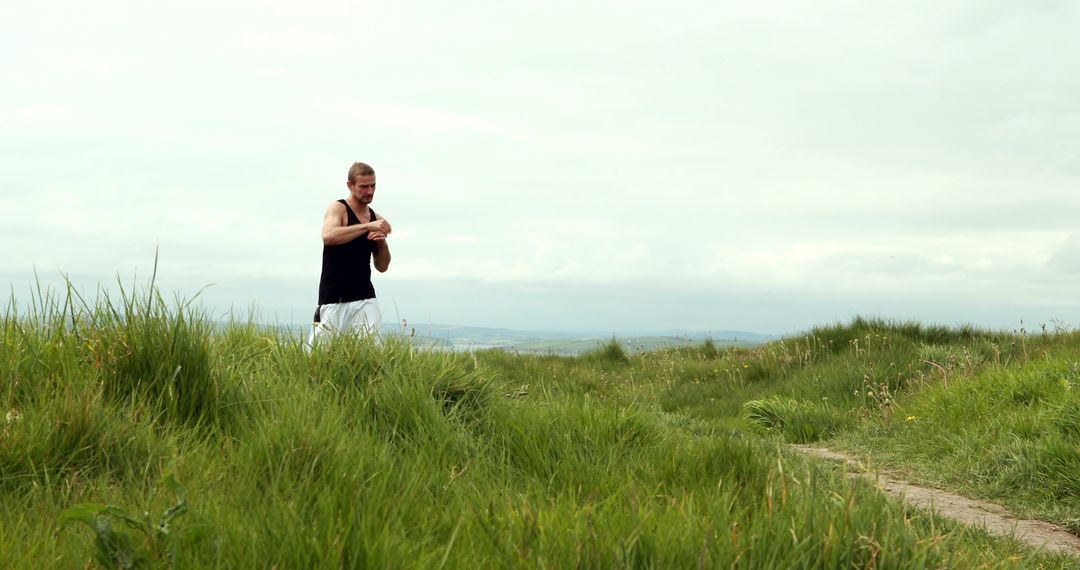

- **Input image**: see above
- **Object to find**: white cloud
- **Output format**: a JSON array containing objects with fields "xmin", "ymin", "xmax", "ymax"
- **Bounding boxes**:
[
  {"xmin": 1048, "ymin": 234, "xmax": 1080, "ymax": 274},
  {"xmin": 0, "ymin": 104, "xmax": 81, "ymax": 130},
  {"xmin": 438, "ymin": 236, "xmax": 477, "ymax": 245},
  {"xmin": 309, "ymin": 99, "xmax": 525, "ymax": 139},
  {"xmin": 3, "ymin": 0, "xmax": 1080, "ymax": 331}
]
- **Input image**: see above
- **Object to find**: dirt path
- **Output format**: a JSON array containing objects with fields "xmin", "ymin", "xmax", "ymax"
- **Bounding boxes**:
[{"xmin": 793, "ymin": 445, "xmax": 1080, "ymax": 557}]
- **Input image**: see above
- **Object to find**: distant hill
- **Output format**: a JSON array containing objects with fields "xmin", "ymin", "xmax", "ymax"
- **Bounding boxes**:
[
  {"xmin": 223, "ymin": 321, "xmax": 773, "ymax": 354},
  {"xmin": 385, "ymin": 323, "xmax": 774, "ymax": 355}
]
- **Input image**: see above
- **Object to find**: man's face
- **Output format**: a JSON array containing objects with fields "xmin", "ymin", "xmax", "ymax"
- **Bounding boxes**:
[{"xmin": 348, "ymin": 175, "xmax": 376, "ymax": 204}]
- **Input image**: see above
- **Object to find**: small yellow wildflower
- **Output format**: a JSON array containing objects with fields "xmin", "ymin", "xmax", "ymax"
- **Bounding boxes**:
[
  {"xmin": 905, "ymin": 415, "xmax": 917, "ymax": 422},
  {"xmin": 742, "ymin": 363, "xmax": 749, "ymax": 368}
]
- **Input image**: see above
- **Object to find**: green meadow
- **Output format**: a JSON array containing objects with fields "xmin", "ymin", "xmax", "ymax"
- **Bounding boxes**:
[{"xmin": 2, "ymin": 283, "xmax": 1079, "ymax": 568}]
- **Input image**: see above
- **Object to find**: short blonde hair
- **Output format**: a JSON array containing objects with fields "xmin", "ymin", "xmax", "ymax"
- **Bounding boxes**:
[{"xmin": 348, "ymin": 162, "xmax": 375, "ymax": 182}]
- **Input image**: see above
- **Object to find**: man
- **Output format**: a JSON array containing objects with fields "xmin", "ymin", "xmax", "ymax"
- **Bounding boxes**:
[{"xmin": 308, "ymin": 161, "xmax": 392, "ymax": 345}]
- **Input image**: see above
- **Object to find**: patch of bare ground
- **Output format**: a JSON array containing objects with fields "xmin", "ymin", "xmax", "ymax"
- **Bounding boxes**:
[{"xmin": 793, "ymin": 445, "xmax": 1080, "ymax": 557}]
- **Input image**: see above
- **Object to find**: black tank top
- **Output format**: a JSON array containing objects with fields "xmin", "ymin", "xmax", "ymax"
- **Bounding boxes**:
[{"xmin": 317, "ymin": 200, "xmax": 378, "ymax": 306}]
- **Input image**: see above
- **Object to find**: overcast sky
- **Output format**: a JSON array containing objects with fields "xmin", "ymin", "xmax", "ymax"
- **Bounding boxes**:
[{"xmin": 2, "ymin": 1, "xmax": 1078, "ymax": 335}]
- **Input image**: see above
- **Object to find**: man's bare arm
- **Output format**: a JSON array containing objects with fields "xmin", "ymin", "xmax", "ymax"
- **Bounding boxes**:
[
  {"xmin": 321, "ymin": 202, "xmax": 390, "ymax": 245},
  {"xmin": 373, "ymin": 239, "xmax": 391, "ymax": 272},
  {"xmin": 369, "ymin": 213, "xmax": 392, "ymax": 272}
]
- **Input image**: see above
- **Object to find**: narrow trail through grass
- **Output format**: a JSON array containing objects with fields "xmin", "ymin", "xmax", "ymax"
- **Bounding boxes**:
[{"xmin": 794, "ymin": 445, "xmax": 1080, "ymax": 557}]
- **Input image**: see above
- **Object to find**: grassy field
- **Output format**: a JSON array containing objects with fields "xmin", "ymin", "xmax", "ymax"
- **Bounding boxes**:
[{"xmin": 2, "ymin": 284, "xmax": 1079, "ymax": 568}]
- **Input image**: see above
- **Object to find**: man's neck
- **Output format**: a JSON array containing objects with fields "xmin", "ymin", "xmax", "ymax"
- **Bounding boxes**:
[{"xmin": 346, "ymin": 196, "xmax": 370, "ymax": 217}]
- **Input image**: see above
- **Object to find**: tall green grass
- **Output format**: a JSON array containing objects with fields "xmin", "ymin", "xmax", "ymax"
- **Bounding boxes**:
[
  {"xmin": 832, "ymin": 352, "xmax": 1080, "ymax": 531},
  {"xmin": 1, "ymin": 285, "xmax": 1076, "ymax": 568},
  {"xmin": 648, "ymin": 315, "xmax": 1080, "ymax": 536}
]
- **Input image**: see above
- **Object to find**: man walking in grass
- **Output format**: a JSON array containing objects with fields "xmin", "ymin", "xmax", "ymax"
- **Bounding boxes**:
[{"xmin": 308, "ymin": 161, "xmax": 392, "ymax": 345}]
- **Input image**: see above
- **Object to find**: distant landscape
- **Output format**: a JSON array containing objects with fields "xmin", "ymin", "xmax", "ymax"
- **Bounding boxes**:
[{"xmin": 380, "ymin": 323, "xmax": 775, "ymax": 354}]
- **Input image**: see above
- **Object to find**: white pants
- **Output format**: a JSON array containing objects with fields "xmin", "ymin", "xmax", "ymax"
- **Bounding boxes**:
[{"xmin": 307, "ymin": 298, "xmax": 382, "ymax": 347}]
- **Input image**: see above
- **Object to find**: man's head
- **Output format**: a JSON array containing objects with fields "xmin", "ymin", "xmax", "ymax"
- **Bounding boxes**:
[{"xmin": 347, "ymin": 161, "xmax": 376, "ymax": 204}]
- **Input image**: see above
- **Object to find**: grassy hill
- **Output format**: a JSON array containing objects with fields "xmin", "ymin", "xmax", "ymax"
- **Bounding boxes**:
[{"xmin": 2, "ymin": 287, "xmax": 1078, "ymax": 568}]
